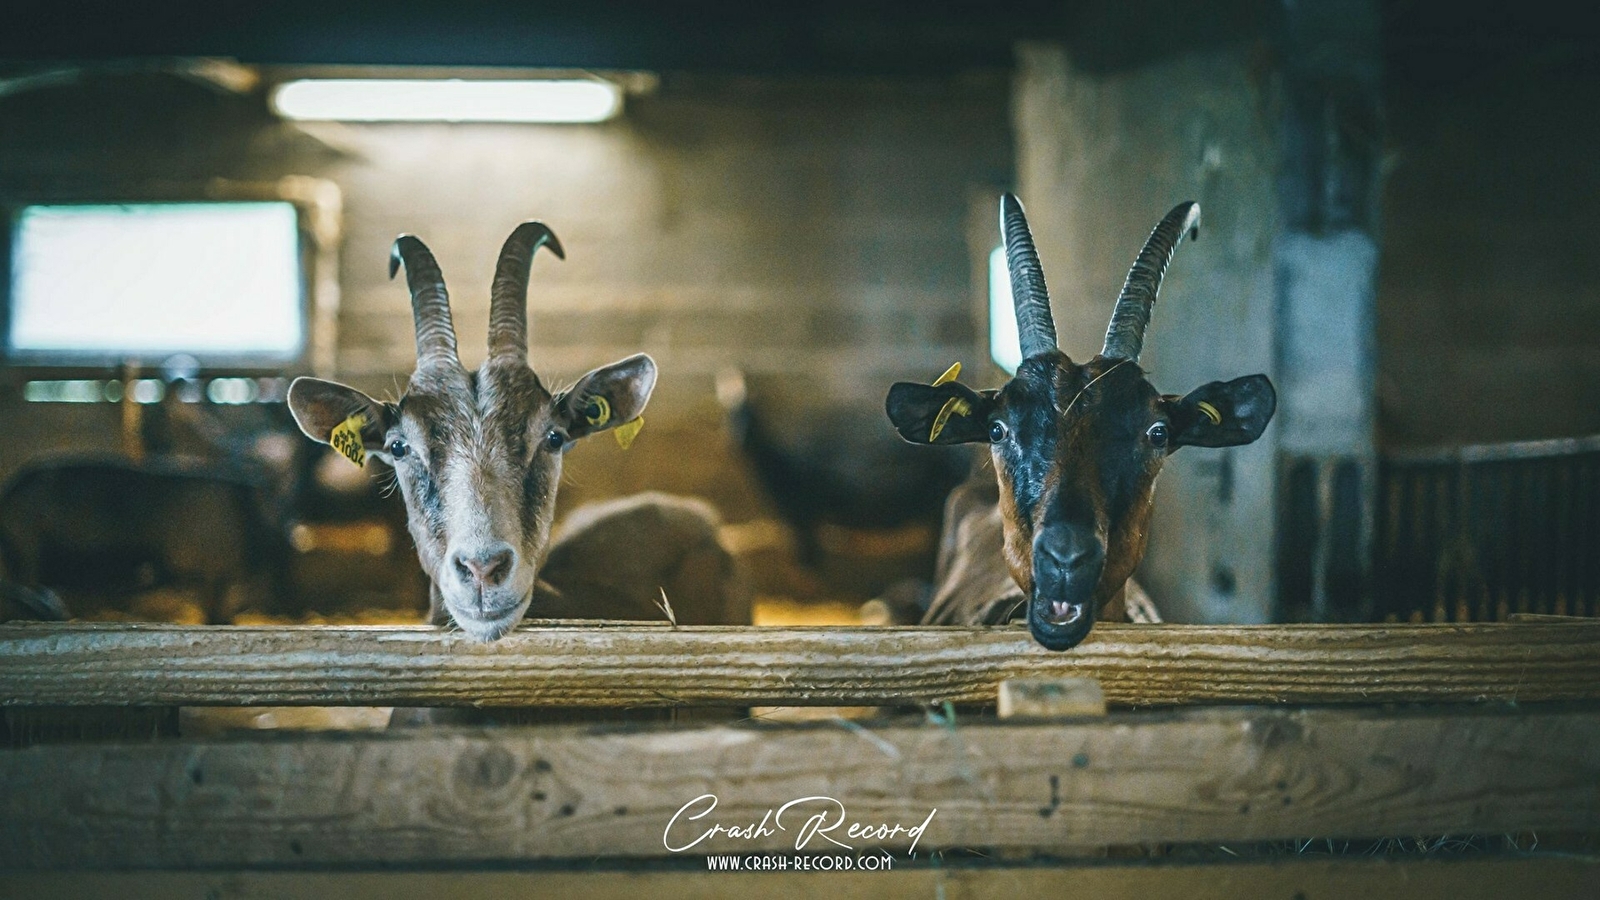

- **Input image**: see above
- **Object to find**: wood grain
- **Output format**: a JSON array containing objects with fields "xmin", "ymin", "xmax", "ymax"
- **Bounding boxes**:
[
  {"xmin": 3, "ymin": 621, "xmax": 1599, "ymax": 707},
  {"xmin": 2, "ymin": 704, "xmax": 1597, "ymax": 867},
  {"xmin": 998, "ymin": 677, "xmax": 1107, "ymax": 717}
]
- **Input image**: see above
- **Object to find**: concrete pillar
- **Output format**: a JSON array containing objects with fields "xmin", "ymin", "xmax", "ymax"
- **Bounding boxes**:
[{"xmin": 1273, "ymin": 0, "xmax": 1383, "ymax": 622}]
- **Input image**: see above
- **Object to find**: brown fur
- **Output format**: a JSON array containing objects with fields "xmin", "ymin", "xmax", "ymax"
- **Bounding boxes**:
[{"xmin": 883, "ymin": 198, "xmax": 1273, "ymax": 649}]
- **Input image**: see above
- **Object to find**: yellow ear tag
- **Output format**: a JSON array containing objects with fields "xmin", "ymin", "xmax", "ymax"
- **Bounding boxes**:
[
  {"xmin": 329, "ymin": 413, "xmax": 367, "ymax": 468},
  {"xmin": 584, "ymin": 396, "xmax": 612, "ymax": 428},
  {"xmin": 932, "ymin": 361, "xmax": 962, "ymax": 386},
  {"xmin": 614, "ymin": 416, "xmax": 644, "ymax": 450},
  {"xmin": 926, "ymin": 362, "xmax": 970, "ymax": 441},
  {"xmin": 929, "ymin": 397, "xmax": 972, "ymax": 442},
  {"xmin": 1196, "ymin": 400, "xmax": 1223, "ymax": 426}
]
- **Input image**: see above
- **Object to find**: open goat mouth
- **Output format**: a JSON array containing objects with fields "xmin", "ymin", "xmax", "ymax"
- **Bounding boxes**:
[
  {"xmin": 1029, "ymin": 594, "xmax": 1095, "ymax": 651},
  {"xmin": 1047, "ymin": 600, "xmax": 1086, "ymax": 626}
]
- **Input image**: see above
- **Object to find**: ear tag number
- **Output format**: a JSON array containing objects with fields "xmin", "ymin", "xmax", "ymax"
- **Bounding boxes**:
[
  {"xmin": 614, "ymin": 416, "xmax": 644, "ymax": 450},
  {"xmin": 584, "ymin": 396, "xmax": 612, "ymax": 428},
  {"xmin": 1196, "ymin": 401, "xmax": 1223, "ymax": 426},
  {"xmin": 932, "ymin": 361, "xmax": 962, "ymax": 386},
  {"xmin": 929, "ymin": 397, "xmax": 972, "ymax": 442},
  {"xmin": 330, "ymin": 413, "xmax": 367, "ymax": 468}
]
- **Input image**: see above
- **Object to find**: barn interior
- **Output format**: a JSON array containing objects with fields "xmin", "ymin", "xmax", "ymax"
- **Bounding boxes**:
[
  {"xmin": 4, "ymin": 0, "xmax": 1594, "ymax": 633},
  {"xmin": 1, "ymin": 1, "xmax": 1599, "ymax": 892}
]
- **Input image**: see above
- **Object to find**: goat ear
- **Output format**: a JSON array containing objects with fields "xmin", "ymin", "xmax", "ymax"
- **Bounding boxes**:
[
  {"xmin": 1168, "ymin": 374, "xmax": 1276, "ymax": 449},
  {"xmin": 885, "ymin": 381, "xmax": 995, "ymax": 445},
  {"xmin": 555, "ymin": 353, "xmax": 657, "ymax": 440},
  {"xmin": 287, "ymin": 377, "xmax": 393, "ymax": 450}
]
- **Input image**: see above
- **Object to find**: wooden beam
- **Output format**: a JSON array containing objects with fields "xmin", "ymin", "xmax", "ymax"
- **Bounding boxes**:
[
  {"xmin": 3, "ymin": 621, "xmax": 1599, "ymax": 708},
  {"xmin": 4, "ymin": 858, "xmax": 1599, "ymax": 900},
  {"xmin": 2, "ymin": 706, "xmax": 178, "ymax": 747},
  {"xmin": 998, "ymin": 677, "xmax": 1107, "ymax": 717},
  {"xmin": 2, "ymin": 705, "xmax": 1597, "ymax": 867}
]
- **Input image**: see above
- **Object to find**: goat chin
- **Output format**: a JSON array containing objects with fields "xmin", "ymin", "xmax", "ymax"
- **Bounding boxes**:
[
  {"xmin": 442, "ymin": 590, "xmax": 533, "ymax": 642},
  {"xmin": 451, "ymin": 608, "xmax": 527, "ymax": 642}
]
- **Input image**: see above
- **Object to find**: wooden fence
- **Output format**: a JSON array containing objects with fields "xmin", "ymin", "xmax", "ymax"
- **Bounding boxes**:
[{"xmin": 2, "ymin": 620, "xmax": 1597, "ymax": 895}]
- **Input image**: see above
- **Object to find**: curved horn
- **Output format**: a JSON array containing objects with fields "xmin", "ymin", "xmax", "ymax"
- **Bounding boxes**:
[
  {"xmin": 1101, "ymin": 201, "xmax": 1200, "ymax": 362},
  {"xmin": 1000, "ymin": 193, "xmax": 1057, "ymax": 359},
  {"xmin": 488, "ymin": 221, "xmax": 565, "ymax": 362},
  {"xmin": 388, "ymin": 235, "xmax": 460, "ymax": 369}
]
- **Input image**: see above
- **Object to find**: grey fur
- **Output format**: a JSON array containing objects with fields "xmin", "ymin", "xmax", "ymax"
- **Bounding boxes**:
[{"xmin": 290, "ymin": 223, "xmax": 739, "ymax": 641}]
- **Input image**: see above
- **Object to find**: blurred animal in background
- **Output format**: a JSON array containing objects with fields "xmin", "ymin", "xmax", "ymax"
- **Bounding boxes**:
[
  {"xmin": 883, "ymin": 195, "xmax": 1276, "ymax": 649},
  {"xmin": 535, "ymin": 492, "xmax": 748, "ymax": 626},
  {"xmin": 287, "ymin": 221, "xmax": 747, "ymax": 641},
  {"xmin": 0, "ymin": 456, "xmax": 292, "ymax": 623},
  {"xmin": 0, "ymin": 579, "xmax": 68, "ymax": 623},
  {"xmin": 0, "ymin": 374, "xmax": 419, "ymax": 625},
  {"xmin": 716, "ymin": 368, "xmax": 972, "ymax": 567}
]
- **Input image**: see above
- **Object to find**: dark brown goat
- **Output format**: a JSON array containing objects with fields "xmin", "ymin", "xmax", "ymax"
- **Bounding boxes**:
[{"xmin": 886, "ymin": 195, "xmax": 1276, "ymax": 650}]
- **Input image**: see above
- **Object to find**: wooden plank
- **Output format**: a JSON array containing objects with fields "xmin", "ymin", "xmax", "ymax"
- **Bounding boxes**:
[
  {"xmin": 2, "ymin": 706, "xmax": 178, "ymax": 747},
  {"xmin": 995, "ymin": 677, "xmax": 1108, "ymax": 859},
  {"xmin": 4, "ymin": 858, "xmax": 1599, "ymax": 900},
  {"xmin": 998, "ymin": 677, "xmax": 1107, "ymax": 717},
  {"xmin": 2, "ymin": 704, "xmax": 1597, "ymax": 868},
  {"xmin": 1509, "ymin": 613, "xmax": 1593, "ymax": 623},
  {"xmin": 2, "ymin": 621, "xmax": 1599, "ymax": 708}
]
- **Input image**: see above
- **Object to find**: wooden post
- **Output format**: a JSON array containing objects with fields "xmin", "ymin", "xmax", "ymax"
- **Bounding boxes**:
[
  {"xmin": 998, "ymin": 678, "xmax": 1107, "ymax": 718},
  {"xmin": 997, "ymin": 677, "xmax": 1109, "ymax": 859}
]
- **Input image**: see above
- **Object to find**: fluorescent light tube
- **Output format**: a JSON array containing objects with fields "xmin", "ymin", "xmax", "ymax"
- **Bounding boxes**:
[{"xmin": 272, "ymin": 78, "xmax": 622, "ymax": 123}]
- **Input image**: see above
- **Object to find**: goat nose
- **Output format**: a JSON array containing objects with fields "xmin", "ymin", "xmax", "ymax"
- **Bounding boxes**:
[
  {"xmin": 452, "ymin": 545, "xmax": 514, "ymax": 588},
  {"xmin": 1035, "ymin": 542, "xmax": 1102, "ymax": 578}
]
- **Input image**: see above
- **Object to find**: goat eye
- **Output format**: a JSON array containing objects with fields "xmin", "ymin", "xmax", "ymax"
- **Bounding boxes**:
[
  {"xmin": 1147, "ymin": 422, "xmax": 1169, "ymax": 447},
  {"xmin": 386, "ymin": 439, "xmax": 409, "ymax": 459},
  {"xmin": 989, "ymin": 420, "xmax": 1009, "ymax": 443},
  {"xmin": 544, "ymin": 430, "xmax": 566, "ymax": 452}
]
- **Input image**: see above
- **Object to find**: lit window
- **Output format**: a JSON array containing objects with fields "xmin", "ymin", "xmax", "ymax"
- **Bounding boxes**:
[
  {"xmin": 7, "ymin": 203, "xmax": 304, "ymax": 363},
  {"xmin": 988, "ymin": 245, "xmax": 1021, "ymax": 374}
]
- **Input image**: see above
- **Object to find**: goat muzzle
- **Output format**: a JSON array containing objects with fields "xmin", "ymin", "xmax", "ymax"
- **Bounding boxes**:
[{"xmin": 1027, "ymin": 533, "xmax": 1104, "ymax": 651}]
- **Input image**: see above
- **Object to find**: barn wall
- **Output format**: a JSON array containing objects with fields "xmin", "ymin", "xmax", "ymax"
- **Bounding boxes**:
[
  {"xmin": 0, "ymin": 72, "xmax": 1011, "ymax": 528},
  {"xmin": 318, "ymin": 73, "xmax": 1009, "ymax": 520},
  {"xmin": 1377, "ymin": 58, "xmax": 1600, "ymax": 447}
]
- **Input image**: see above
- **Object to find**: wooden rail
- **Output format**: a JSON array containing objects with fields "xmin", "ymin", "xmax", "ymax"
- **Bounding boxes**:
[
  {"xmin": 2, "ymin": 621, "xmax": 1599, "ymax": 707},
  {"xmin": 2, "ymin": 704, "xmax": 1597, "ymax": 867}
]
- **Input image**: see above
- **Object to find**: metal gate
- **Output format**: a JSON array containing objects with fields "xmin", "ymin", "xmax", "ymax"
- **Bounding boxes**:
[{"xmin": 1375, "ymin": 435, "xmax": 1600, "ymax": 622}]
